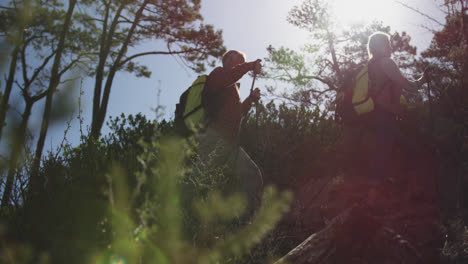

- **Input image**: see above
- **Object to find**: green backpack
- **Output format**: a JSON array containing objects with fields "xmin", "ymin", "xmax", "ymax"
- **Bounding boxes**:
[
  {"xmin": 335, "ymin": 64, "xmax": 378, "ymax": 124},
  {"xmin": 174, "ymin": 75, "xmax": 207, "ymax": 135}
]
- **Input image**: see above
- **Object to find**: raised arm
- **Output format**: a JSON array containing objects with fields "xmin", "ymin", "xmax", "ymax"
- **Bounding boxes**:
[
  {"xmin": 380, "ymin": 58, "xmax": 423, "ymax": 93},
  {"xmin": 206, "ymin": 61, "xmax": 257, "ymax": 90}
]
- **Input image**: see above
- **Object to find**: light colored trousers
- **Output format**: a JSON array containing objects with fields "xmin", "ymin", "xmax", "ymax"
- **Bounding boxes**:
[{"xmin": 197, "ymin": 128, "xmax": 263, "ymax": 220}]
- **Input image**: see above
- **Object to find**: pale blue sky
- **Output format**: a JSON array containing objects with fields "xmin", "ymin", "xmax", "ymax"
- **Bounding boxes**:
[{"xmin": 4, "ymin": 0, "xmax": 445, "ymax": 152}]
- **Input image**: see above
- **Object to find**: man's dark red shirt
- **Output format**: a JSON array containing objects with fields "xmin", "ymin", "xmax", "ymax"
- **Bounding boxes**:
[{"xmin": 203, "ymin": 62, "xmax": 255, "ymax": 143}]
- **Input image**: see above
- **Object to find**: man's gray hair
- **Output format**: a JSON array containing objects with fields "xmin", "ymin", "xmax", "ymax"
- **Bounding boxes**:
[
  {"xmin": 222, "ymin": 50, "xmax": 246, "ymax": 67},
  {"xmin": 367, "ymin": 31, "xmax": 391, "ymax": 58}
]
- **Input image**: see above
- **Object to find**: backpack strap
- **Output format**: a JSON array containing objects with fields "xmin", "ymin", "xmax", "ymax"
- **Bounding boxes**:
[
  {"xmin": 182, "ymin": 79, "xmax": 206, "ymax": 120},
  {"xmin": 201, "ymin": 73, "xmax": 224, "ymax": 122},
  {"xmin": 183, "ymin": 104, "xmax": 202, "ymax": 119}
]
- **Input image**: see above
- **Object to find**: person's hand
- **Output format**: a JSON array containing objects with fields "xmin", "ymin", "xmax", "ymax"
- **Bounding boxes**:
[
  {"xmin": 250, "ymin": 87, "xmax": 261, "ymax": 103},
  {"xmin": 422, "ymin": 68, "xmax": 432, "ymax": 83},
  {"xmin": 416, "ymin": 67, "xmax": 432, "ymax": 86},
  {"xmin": 252, "ymin": 59, "xmax": 262, "ymax": 75}
]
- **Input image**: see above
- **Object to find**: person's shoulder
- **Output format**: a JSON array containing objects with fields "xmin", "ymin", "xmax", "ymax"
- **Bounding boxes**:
[
  {"xmin": 378, "ymin": 57, "xmax": 397, "ymax": 68},
  {"xmin": 208, "ymin": 66, "xmax": 225, "ymax": 76},
  {"xmin": 206, "ymin": 66, "xmax": 225, "ymax": 82},
  {"xmin": 206, "ymin": 67, "xmax": 225, "ymax": 88},
  {"xmin": 373, "ymin": 57, "xmax": 399, "ymax": 76}
]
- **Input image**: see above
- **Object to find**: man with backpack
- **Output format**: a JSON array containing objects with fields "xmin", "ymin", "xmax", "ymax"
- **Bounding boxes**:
[
  {"xmin": 198, "ymin": 50, "xmax": 263, "ymax": 221},
  {"xmin": 363, "ymin": 32, "xmax": 427, "ymax": 206}
]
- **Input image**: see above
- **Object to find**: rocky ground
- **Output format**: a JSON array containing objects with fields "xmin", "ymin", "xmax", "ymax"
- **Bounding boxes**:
[{"xmin": 279, "ymin": 144, "xmax": 444, "ymax": 264}]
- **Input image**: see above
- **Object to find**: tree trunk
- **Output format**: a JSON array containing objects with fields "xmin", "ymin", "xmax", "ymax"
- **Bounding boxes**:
[
  {"xmin": 1, "ymin": 101, "xmax": 33, "ymax": 207},
  {"xmin": 91, "ymin": 2, "xmax": 121, "ymax": 139},
  {"xmin": 90, "ymin": 0, "xmax": 149, "ymax": 139},
  {"xmin": 29, "ymin": 0, "xmax": 77, "ymax": 197},
  {"xmin": 327, "ymin": 30, "xmax": 342, "ymax": 84},
  {"xmin": 0, "ymin": 46, "xmax": 19, "ymax": 141},
  {"xmin": 275, "ymin": 206, "xmax": 425, "ymax": 264}
]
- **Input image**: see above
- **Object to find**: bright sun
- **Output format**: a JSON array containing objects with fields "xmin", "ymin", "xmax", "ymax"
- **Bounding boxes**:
[{"xmin": 331, "ymin": 0, "xmax": 397, "ymax": 27}]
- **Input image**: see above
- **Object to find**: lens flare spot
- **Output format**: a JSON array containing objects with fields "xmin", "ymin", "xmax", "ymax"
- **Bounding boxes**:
[{"xmin": 110, "ymin": 256, "xmax": 127, "ymax": 264}]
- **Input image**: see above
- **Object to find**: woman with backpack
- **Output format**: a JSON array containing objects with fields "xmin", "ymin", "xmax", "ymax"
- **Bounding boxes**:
[{"xmin": 365, "ymin": 32, "xmax": 427, "ymax": 207}]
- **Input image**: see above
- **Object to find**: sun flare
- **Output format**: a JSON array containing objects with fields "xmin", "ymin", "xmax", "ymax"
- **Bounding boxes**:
[{"xmin": 331, "ymin": 0, "xmax": 397, "ymax": 27}]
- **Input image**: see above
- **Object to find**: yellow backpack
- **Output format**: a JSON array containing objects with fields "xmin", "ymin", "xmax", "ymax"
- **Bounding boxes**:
[
  {"xmin": 351, "ymin": 65, "xmax": 375, "ymax": 115},
  {"xmin": 335, "ymin": 64, "xmax": 377, "ymax": 124},
  {"xmin": 174, "ymin": 75, "xmax": 207, "ymax": 134}
]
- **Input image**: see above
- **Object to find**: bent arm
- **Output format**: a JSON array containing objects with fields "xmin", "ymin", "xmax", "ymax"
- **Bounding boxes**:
[
  {"xmin": 206, "ymin": 62, "xmax": 256, "ymax": 90},
  {"xmin": 241, "ymin": 88, "xmax": 261, "ymax": 117},
  {"xmin": 380, "ymin": 58, "xmax": 422, "ymax": 93}
]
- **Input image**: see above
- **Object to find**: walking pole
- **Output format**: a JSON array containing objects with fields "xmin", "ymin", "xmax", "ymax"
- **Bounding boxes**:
[
  {"xmin": 425, "ymin": 70, "xmax": 434, "ymax": 134},
  {"xmin": 250, "ymin": 72, "xmax": 259, "ymax": 147},
  {"xmin": 250, "ymin": 72, "xmax": 257, "ymax": 96}
]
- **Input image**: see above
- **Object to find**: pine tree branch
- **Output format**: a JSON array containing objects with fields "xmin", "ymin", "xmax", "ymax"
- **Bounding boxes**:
[
  {"xmin": 30, "ymin": 90, "xmax": 47, "ymax": 102},
  {"xmin": 20, "ymin": 35, "xmax": 42, "ymax": 85},
  {"xmin": 58, "ymin": 56, "xmax": 81, "ymax": 76},
  {"xmin": 302, "ymin": 75, "xmax": 337, "ymax": 91},
  {"xmin": 21, "ymin": 42, "xmax": 29, "ymax": 85},
  {"xmin": 28, "ymin": 51, "xmax": 56, "ymax": 88},
  {"xmin": 118, "ymin": 48, "xmax": 203, "ymax": 67},
  {"xmin": 395, "ymin": 0, "xmax": 444, "ymax": 26}
]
